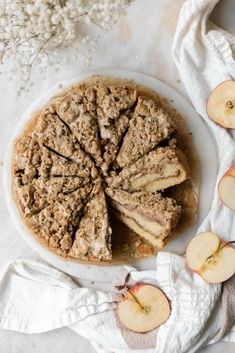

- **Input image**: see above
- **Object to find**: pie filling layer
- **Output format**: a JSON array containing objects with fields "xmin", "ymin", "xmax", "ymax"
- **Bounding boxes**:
[
  {"xmin": 131, "ymin": 167, "xmax": 186, "ymax": 192},
  {"xmin": 111, "ymin": 200, "xmax": 167, "ymax": 247},
  {"xmin": 113, "ymin": 211, "xmax": 165, "ymax": 248},
  {"xmin": 109, "ymin": 147, "xmax": 189, "ymax": 193}
]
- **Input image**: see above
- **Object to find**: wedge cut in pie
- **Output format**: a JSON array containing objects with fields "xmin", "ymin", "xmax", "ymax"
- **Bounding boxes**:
[
  {"xmin": 54, "ymin": 88, "xmax": 103, "ymax": 167},
  {"xmin": 106, "ymin": 188, "xmax": 181, "ymax": 248},
  {"xmin": 116, "ymin": 96, "xmax": 176, "ymax": 168},
  {"xmin": 108, "ymin": 147, "xmax": 189, "ymax": 192},
  {"xmin": 95, "ymin": 83, "xmax": 137, "ymax": 173},
  {"xmin": 69, "ymin": 189, "xmax": 112, "ymax": 261},
  {"xmin": 12, "ymin": 76, "xmax": 195, "ymax": 263}
]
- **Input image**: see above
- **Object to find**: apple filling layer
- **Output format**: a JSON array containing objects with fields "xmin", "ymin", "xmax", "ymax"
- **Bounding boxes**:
[
  {"xmin": 106, "ymin": 188, "xmax": 181, "ymax": 248},
  {"xmin": 109, "ymin": 147, "xmax": 189, "ymax": 192}
]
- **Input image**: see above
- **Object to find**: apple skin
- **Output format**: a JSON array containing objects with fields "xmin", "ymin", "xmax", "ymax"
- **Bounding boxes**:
[
  {"xmin": 117, "ymin": 284, "xmax": 171, "ymax": 333},
  {"xmin": 206, "ymin": 80, "xmax": 235, "ymax": 129},
  {"xmin": 224, "ymin": 166, "xmax": 235, "ymax": 177},
  {"xmin": 218, "ymin": 166, "xmax": 235, "ymax": 211},
  {"xmin": 119, "ymin": 283, "xmax": 145, "ymax": 303}
]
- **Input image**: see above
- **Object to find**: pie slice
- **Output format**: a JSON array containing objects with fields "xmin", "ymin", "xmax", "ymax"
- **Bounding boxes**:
[
  {"xmin": 94, "ymin": 83, "xmax": 137, "ymax": 173},
  {"xmin": 35, "ymin": 107, "xmax": 91, "ymax": 165},
  {"xmin": 100, "ymin": 112, "xmax": 132, "ymax": 174},
  {"xmin": 37, "ymin": 177, "xmax": 91, "ymax": 201},
  {"xmin": 35, "ymin": 110, "xmax": 99, "ymax": 179},
  {"xmin": 40, "ymin": 146, "xmax": 97, "ymax": 182},
  {"xmin": 108, "ymin": 147, "xmax": 189, "ymax": 192},
  {"xmin": 69, "ymin": 189, "xmax": 112, "ymax": 261},
  {"xmin": 27, "ymin": 185, "xmax": 94, "ymax": 257},
  {"xmin": 15, "ymin": 175, "xmax": 92, "ymax": 217},
  {"xmin": 106, "ymin": 188, "xmax": 181, "ymax": 248},
  {"xmin": 116, "ymin": 97, "xmax": 176, "ymax": 168},
  {"xmin": 96, "ymin": 83, "xmax": 137, "ymax": 120},
  {"xmin": 13, "ymin": 136, "xmax": 42, "ymax": 185},
  {"xmin": 54, "ymin": 89, "xmax": 102, "ymax": 167},
  {"xmin": 27, "ymin": 202, "xmax": 78, "ymax": 257}
]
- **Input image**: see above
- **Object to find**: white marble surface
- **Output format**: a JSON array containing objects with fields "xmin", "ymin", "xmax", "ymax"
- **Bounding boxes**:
[{"xmin": 0, "ymin": 0, "xmax": 235, "ymax": 352}]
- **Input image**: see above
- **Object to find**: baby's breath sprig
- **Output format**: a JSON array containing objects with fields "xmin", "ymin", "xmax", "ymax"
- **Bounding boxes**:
[{"xmin": 0, "ymin": 0, "xmax": 133, "ymax": 93}]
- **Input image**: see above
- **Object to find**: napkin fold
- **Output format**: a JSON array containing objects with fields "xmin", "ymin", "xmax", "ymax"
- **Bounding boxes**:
[
  {"xmin": 0, "ymin": 253, "xmax": 231, "ymax": 353},
  {"xmin": 1, "ymin": 0, "xmax": 235, "ymax": 352},
  {"xmin": 0, "ymin": 254, "xmax": 234, "ymax": 352},
  {"xmin": 172, "ymin": 0, "xmax": 235, "ymax": 240}
]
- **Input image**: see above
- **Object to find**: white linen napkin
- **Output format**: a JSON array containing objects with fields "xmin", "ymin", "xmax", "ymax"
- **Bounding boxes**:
[
  {"xmin": 1, "ymin": 0, "xmax": 235, "ymax": 352},
  {"xmin": 0, "ymin": 253, "xmax": 222, "ymax": 353},
  {"xmin": 172, "ymin": 0, "xmax": 235, "ymax": 245},
  {"xmin": 171, "ymin": 0, "xmax": 235, "ymax": 344}
]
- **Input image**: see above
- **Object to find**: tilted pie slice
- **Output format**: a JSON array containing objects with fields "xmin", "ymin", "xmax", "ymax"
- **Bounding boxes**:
[
  {"xmin": 54, "ymin": 87, "xmax": 102, "ymax": 167},
  {"xmin": 95, "ymin": 83, "xmax": 137, "ymax": 173},
  {"xmin": 108, "ymin": 147, "xmax": 189, "ymax": 192},
  {"xmin": 69, "ymin": 189, "xmax": 112, "ymax": 261},
  {"xmin": 116, "ymin": 97, "xmax": 176, "ymax": 168},
  {"xmin": 106, "ymin": 188, "xmax": 181, "ymax": 248}
]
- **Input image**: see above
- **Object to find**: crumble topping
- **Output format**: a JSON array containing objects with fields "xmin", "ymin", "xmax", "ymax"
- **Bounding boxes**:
[
  {"xmin": 94, "ymin": 83, "xmax": 137, "ymax": 173},
  {"xmin": 54, "ymin": 87, "xmax": 102, "ymax": 166},
  {"xmin": 69, "ymin": 189, "xmax": 112, "ymax": 261},
  {"xmin": 12, "ymin": 77, "xmax": 190, "ymax": 262},
  {"xmin": 108, "ymin": 147, "xmax": 189, "ymax": 192},
  {"xmin": 116, "ymin": 96, "xmax": 176, "ymax": 168}
]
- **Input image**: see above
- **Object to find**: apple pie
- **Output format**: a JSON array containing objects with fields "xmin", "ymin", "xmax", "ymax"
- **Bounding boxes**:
[{"xmin": 12, "ymin": 76, "xmax": 193, "ymax": 263}]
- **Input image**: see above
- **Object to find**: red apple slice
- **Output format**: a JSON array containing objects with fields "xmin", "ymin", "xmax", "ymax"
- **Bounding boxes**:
[
  {"xmin": 207, "ymin": 80, "xmax": 235, "ymax": 128},
  {"xmin": 118, "ymin": 284, "xmax": 170, "ymax": 333},
  {"xmin": 201, "ymin": 246, "xmax": 235, "ymax": 283},
  {"xmin": 186, "ymin": 232, "xmax": 220, "ymax": 271},
  {"xmin": 186, "ymin": 232, "xmax": 235, "ymax": 284},
  {"xmin": 218, "ymin": 166, "xmax": 235, "ymax": 211}
]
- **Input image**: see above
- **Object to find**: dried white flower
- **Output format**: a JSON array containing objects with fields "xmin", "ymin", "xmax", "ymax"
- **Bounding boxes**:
[{"xmin": 0, "ymin": 0, "xmax": 133, "ymax": 93}]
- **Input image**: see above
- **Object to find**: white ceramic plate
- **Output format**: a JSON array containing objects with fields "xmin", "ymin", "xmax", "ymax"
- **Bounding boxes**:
[{"xmin": 3, "ymin": 69, "xmax": 218, "ymax": 281}]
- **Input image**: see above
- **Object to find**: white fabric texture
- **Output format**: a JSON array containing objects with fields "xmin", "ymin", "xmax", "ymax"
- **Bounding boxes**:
[
  {"xmin": 172, "ymin": 0, "xmax": 235, "ymax": 344},
  {"xmin": 173, "ymin": 0, "xmax": 235, "ymax": 245},
  {"xmin": 0, "ymin": 253, "xmax": 222, "ymax": 353},
  {"xmin": 1, "ymin": 0, "xmax": 235, "ymax": 352}
]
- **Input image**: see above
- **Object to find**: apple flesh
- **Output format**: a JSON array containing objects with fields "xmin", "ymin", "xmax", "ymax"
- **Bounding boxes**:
[
  {"xmin": 118, "ymin": 284, "xmax": 170, "ymax": 333},
  {"xmin": 218, "ymin": 166, "xmax": 235, "ymax": 211},
  {"xmin": 207, "ymin": 80, "xmax": 235, "ymax": 128},
  {"xmin": 186, "ymin": 232, "xmax": 235, "ymax": 284}
]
